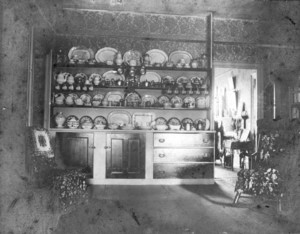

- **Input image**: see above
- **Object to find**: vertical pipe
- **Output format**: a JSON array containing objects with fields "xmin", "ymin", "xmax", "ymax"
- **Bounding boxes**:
[{"xmin": 26, "ymin": 27, "xmax": 34, "ymax": 127}]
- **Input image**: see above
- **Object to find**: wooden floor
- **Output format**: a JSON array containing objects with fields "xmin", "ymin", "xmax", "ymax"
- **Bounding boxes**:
[{"xmin": 54, "ymin": 167, "xmax": 292, "ymax": 234}]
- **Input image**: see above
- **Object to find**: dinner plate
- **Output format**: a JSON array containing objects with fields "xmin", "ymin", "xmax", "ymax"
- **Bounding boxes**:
[
  {"xmin": 89, "ymin": 73, "xmax": 102, "ymax": 84},
  {"xmin": 105, "ymin": 91, "xmax": 124, "ymax": 102},
  {"xmin": 146, "ymin": 49, "xmax": 168, "ymax": 65},
  {"xmin": 94, "ymin": 116, "xmax": 108, "ymax": 126},
  {"xmin": 176, "ymin": 76, "xmax": 190, "ymax": 84},
  {"xmin": 93, "ymin": 93, "xmax": 105, "ymax": 101},
  {"xmin": 132, "ymin": 112, "xmax": 156, "ymax": 128},
  {"xmin": 169, "ymin": 50, "xmax": 193, "ymax": 65},
  {"xmin": 191, "ymin": 76, "xmax": 205, "ymax": 85},
  {"xmin": 155, "ymin": 117, "xmax": 167, "ymax": 125},
  {"xmin": 107, "ymin": 110, "xmax": 131, "ymax": 126},
  {"xmin": 140, "ymin": 72, "xmax": 161, "ymax": 83},
  {"xmin": 79, "ymin": 116, "xmax": 94, "ymax": 129},
  {"xmin": 170, "ymin": 96, "xmax": 183, "ymax": 104},
  {"xmin": 183, "ymin": 96, "xmax": 196, "ymax": 104},
  {"xmin": 95, "ymin": 47, "xmax": 118, "ymax": 63},
  {"xmin": 194, "ymin": 118, "xmax": 210, "ymax": 130},
  {"xmin": 80, "ymin": 94, "xmax": 92, "ymax": 105},
  {"xmin": 68, "ymin": 46, "xmax": 94, "ymax": 62},
  {"xmin": 102, "ymin": 70, "xmax": 125, "ymax": 81},
  {"xmin": 182, "ymin": 117, "xmax": 194, "ymax": 126},
  {"xmin": 167, "ymin": 117, "xmax": 181, "ymax": 126},
  {"xmin": 157, "ymin": 95, "xmax": 170, "ymax": 105},
  {"xmin": 66, "ymin": 115, "xmax": 80, "ymax": 129},
  {"xmin": 141, "ymin": 95, "xmax": 157, "ymax": 106},
  {"xmin": 162, "ymin": 75, "xmax": 175, "ymax": 84},
  {"xmin": 74, "ymin": 73, "xmax": 88, "ymax": 85},
  {"xmin": 123, "ymin": 50, "xmax": 142, "ymax": 66}
]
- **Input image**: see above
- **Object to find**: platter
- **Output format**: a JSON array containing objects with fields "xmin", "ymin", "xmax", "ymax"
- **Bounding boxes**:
[
  {"xmin": 140, "ymin": 72, "xmax": 161, "ymax": 83},
  {"xmin": 157, "ymin": 95, "xmax": 170, "ymax": 106},
  {"xmin": 107, "ymin": 110, "xmax": 131, "ymax": 126},
  {"xmin": 68, "ymin": 46, "xmax": 94, "ymax": 63},
  {"xmin": 170, "ymin": 96, "xmax": 183, "ymax": 104},
  {"xmin": 123, "ymin": 50, "xmax": 142, "ymax": 66},
  {"xmin": 102, "ymin": 70, "xmax": 125, "ymax": 81},
  {"xmin": 95, "ymin": 47, "xmax": 118, "ymax": 63},
  {"xmin": 79, "ymin": 116, "xmax": 94, "ymax": 129},
  {"xmin": 146, "ymin": 49, "xmax": 168, "ymax": 65},
  {"xmin": 105, "ymin": 91, "xmax": 124, "ymax": 102},
  {"xmin": 169, "ymin": 50, "xmax": 193, "ymax": 65},
  {"xmin": 94, "ymin": 116, "xmax": 108, "ymax": 126},
  {"xmin": 141, "ymin": 95, "xmax": 157, "ymax": 106},
  {"xmin": 155, "ymin": 117, "xmax": 167, "ymax": 125},
  {"xmin": 132, "ymin": 112, "xmax": 156, "ymax": 129},
  {"xmin": 66, "ymin": 115, "xmax": 79, "ymax": 129},
  {"xmin": 176, "ymin": 76, "xmax": 190, "ymax": 84}
]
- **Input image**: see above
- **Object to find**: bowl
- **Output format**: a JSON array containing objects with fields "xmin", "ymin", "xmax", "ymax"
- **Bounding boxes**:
[
  {"xmin": 164, "ymin": 102, "xmax": 172, "ymax": 108},
  {"xmin": 94, "ymin": 124, "xmax": 106, "ymax": 130},
  {"xmin": 81, "ymin": 123, "xmax": 93, "ymax": 129},
  {"xmin": 92, "ymin": 100, "xmax": 101, "ymax": 106},
  {"xmin": 156, "ymin": 125, "xmax": 168, "ymax": 131},
  {"xmin": 108, "ymin": 123, "xmax": 119, "ymax": 130},
  {"xmin": 169, "ymin": 124, "xmax": 181, "ymax": 130},
  {"xmin": 174, "ymin": 103, "xmax": 182, "ymax": 108}
]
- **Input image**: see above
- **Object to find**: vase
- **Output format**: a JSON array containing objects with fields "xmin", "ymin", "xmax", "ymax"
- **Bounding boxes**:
[{"xmin": 55, "ymin": 112, "xmax": 66, "ymax": 128}]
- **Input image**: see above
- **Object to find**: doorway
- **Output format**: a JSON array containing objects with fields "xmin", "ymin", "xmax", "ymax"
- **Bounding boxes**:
[{"xmin": 213, "ymin": 63, "xmax": 260, "ymax": 179}]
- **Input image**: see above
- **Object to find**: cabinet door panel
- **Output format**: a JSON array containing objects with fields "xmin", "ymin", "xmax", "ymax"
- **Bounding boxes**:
[
  {"xmin": 110, "ymin": 138, "xmax": 125, "ymax": 174},
  {"xmin": 127, "ymin": 138, "xmax": 141, "ymax": 173},
  {"xmin": 154, "ymin": 148, "xmax": 214, "ymax": 163},
  {"xmin": 153, "ymin": 163, "xmax": 214, "ymax": 179},
  {"xmin": 57, "ymin": 133, "xmax": 94, "ymax": 169}
]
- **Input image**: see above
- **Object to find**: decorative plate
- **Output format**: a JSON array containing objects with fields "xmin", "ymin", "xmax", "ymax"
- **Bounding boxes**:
[
  {"xmin": 167, "ymin": 117, "xmax": 181, "ymax": 126},
  {"xmin": 146, "ymin": 49, "xmax": 168, "ymax": 65},
  {"xmin": 102, "ymin": 70, "xmax": 125, "ymax": 81},
  {"xmin": 68, "ymin": 46, "xmax": 94, "ymax": 62},
  {"xmin": 196, "ymin": 96, "xmax": 206, "ymax": 109},
  {"xmin": 141, "ymin": 95, "xmax": 157, "ymax": 106},
  {"xmin": 89, "ymin": 73, "xmax": 102, "ymax": 83},
  {"xmin": 105, "ymin": 91, "xmax": 124, "ymax": 102},
  {"xmin": 80, "ymin": 94, "xmax": 92, "ymax": 105},
  {"xmin": 132, "ymin": 112, "xmax": 156, "ymax": 128},
  {"xmin": 162, "ymin": 75, "xmax": 174, "ymax": 84},
  {"xmin": 140, "ymin": 72, "xmax": 161, "ymax": 83},
  {"xmin": 155, "ymin": 117, "xmax": 167, "ymax": 125},
  {"xmin": 93, "ymin": 93, "xmax": 105, "ymax": 101},
  {"xmin": 123, "ymin": 50, "xmax": 142, "ymax": 66},
  {"xmin": 65, "ymin": 115, "xmax": 79, "ymax": 129},
  {"xmin": 191, "ymin": 76, "xmax": 205, "ymax": 85},
  {"xmin": 194, "ymin": 118, "xmax": 210, "ymax": 130},
  {"xmin": 79, "ymin": 116, "xmax": 94, "ymax": 129},
  {"xmin": 95, "ymin": 47, "xmax": 118, "ymax": 63},
  {"xmin": 176, "ymin": 76, "xmax": 190, "ymax": 84},
  {"xmin": 94, "ymin": 116, "xmax": 108, "ymax": 126},
  {"xmin": 169, "ymin": 50, "xmax": 193, "ymax": 65},
  {"xmin": 183, "ymin": 96, "xmax": 196, "ymax": 104},
  {"xmin": 125, "ymin": 91, "xmax": 142, "ymax": 105},
  {"xmin": 157, "ymin": 95, "xmax": 170, "ymax": 105},
  {"xmin": 107, "ymin": 110, "xmax": 131, "ymax": 126},
  {"xmin": 75, "ymin": 73, "xmax": 88, "ymax": 85},
  {"xmin": 182, "ymin": 117, "xmax": 194, "ymax": 127},
  {"xmin": 170, "ymin": 96, "xmax": 183, "ymax": 104}
]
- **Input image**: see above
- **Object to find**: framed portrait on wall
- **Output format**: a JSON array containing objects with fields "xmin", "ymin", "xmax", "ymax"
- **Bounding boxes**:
[{"xmin": 29, "ymin": 127, "xmax": 54, "ymax": 158}]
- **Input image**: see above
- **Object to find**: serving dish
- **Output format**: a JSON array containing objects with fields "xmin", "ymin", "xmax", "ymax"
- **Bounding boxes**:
[
  {"xmin": 169, "ymin": 50, "xmax": 193, "ymax": 65},
  {"xmin": 102, "ymin": 70, "xmax": 125, "ymax": 82},
  {"xmin": 123, "ymin": 50, "xmax": 142, "ymax": 66},
  {"xmin": 95, "ymin": 47, "xmax": 118, "ymax": 63},
  {"xmin": 140, "ymin": 71, "xmax": 161, "ymax": 83},
  {"xmin": 105, "ymin": 91, "xmax": 124, "ymax": 103},
  {"xmin": 66, "ymin": 115, "xmax": 79, "ymax": 129},
  {"xmin": 107, "ymin": 110, "xmax": 131, "ymax": 126},
  {"xmin": 132, "ymin": 112, "xmax": 156, "ymax": 129},
  {"xmin": 170, "ymin": 96, "xmax": 183, "ymax": 105},
  {"xmin": 146, "ymin": 49, "xmax": 168, "ymax": 65},
  {"xmin": 68, "ymin": 46, "xmax": 94, "ymax": 63},
  {"xmin": 79, "ymin": 116, "xmax": 94, "ymax": 129}
]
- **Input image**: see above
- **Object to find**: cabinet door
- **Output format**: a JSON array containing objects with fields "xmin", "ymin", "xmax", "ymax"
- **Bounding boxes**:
[
  {"xmin": 106, "ymin": 133, "xmax": 145, "ymax": 178},
  {"xmin": 56, "ymin": 133, "xmax": 94, "ymax": 170}
]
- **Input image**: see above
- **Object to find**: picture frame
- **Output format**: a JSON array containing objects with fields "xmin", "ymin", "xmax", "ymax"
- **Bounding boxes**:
[{"xmin": 29, "ymin": 127, "xmax": 54, "ymax": 158}]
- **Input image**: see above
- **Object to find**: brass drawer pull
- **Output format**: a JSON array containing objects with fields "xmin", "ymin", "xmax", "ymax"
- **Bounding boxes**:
[
  {"xmin": 104, "ymin": 146, "xmax": 111, "ymax": 149},
  {"xmin": 89, "ymin": 146, "xmax": 96, "ymax": 149},
  {"xmin": 159, "ymin": 153, "xmax": 165, "ymax": 158},
  {"xmin": 203, "ymin": 138, "xmax": 209, "ymax": 144},
  {"xmin": 159, "ymin": 139, "xmax": 165, "ymax": 143}
]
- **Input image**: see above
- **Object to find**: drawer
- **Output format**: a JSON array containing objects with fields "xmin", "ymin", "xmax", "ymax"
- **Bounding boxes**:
[
  {"xmin": 154, "ymin": 133, "xmax": 214, "ymax": 147},
  {"xmin": 153, "ymin": 163, "xmax": 214, "ymax": 179},
  {"xmin": 154, "ymin": 148, "xmax": 214, "ymax": 163}
]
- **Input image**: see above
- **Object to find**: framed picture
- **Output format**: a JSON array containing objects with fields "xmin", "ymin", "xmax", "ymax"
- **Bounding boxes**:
[{"xmin": 29, "ymin": 127, "xmax": 54, "ymax": 158}]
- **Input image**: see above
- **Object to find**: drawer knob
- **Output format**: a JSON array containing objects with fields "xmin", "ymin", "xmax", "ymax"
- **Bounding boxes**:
[
  {"xmin": 104, "ymin": 146, "xmax": 111, "ymax": 149},
  {"xmin": 159, "ymin": 153, "xmax": 165, "ymax": 158},
  {"xmin": 203, "ymin": 138, "xmax": 209, "ymax": 144},
  {"xmin": 159, "ymin": 139, "xmax": 165, "ymax": 143}
]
